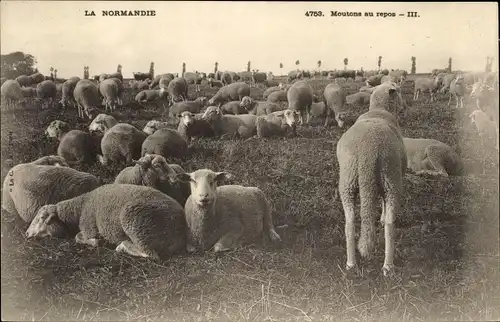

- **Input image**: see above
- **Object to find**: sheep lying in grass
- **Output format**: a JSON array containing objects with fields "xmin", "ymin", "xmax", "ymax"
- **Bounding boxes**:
[
  {"xmin": 323, "ymin": 82, "xmax": 347, "ymax": 127},
  {"xmin": 141, "ymin": 128, "xmax": 188, "ymax": 161},
  {"xmin": 2, "ymin": 156, "xmax": 99, "ymax": 228},
  {"xmin": 115, "ymin": 154, "xmax": 190, "ymax": 206},
  {"xmin": 403, "ymin": 138, "xmax": 464, "ymax": 176},
  {"xmin": 89, "ymin": 114, "xmax": 147, "ymax": 165},
  {"xmin": 175, "ymin": 169, "xmax": 281, "ymax": 252},
  {"xmin": 262, "ymin": 86, "xmax": 282, "ymax": 100},
  {"xmin": 221, "ymin": 101, "xmax": 248, "ymax": 115},
  {"xmin": 336, "ymin": 81, "xmax": 407, "ymax": 276},
  {"xmin": 135, "ymin": 88, "xmax": 168, "ymax": 103},
  {"xmin": 177, "ymin": 111, "xmax": 215, "ymax": 142},
  {"xmin": 208, "ymin": 82, "xmax": 251, "ymax": 106},
  {"xmin": 45, "ymin": 120, "xmax": 100, "ymax": 164},
  {"xmin": 25, "ymin": 184, "xmax": 187, "ymax": 260},
  {"xmin": 143, "ymin": 120, "xmax": 170, "ymax": 135},
  {"xmin": 256, "ymin": 109, "xmax": 301, "ymax": 138},
  {"xmin": 168, "ymin": 97, "xmax": 208, "ymax": 118},
  {"xmin": 240, "ymin": 96, "xmax": 283, "ymax": 116},
  {"xmin": 202, "ymin": 106, "xmax": 258, "ymax": 139},
  {"xmin": 73, "ymin": 79, "xmax": 102, "ymax": 119},
  {"xmin": 287, "ymin": 80, "xmax": 314, "ymax": 125}
]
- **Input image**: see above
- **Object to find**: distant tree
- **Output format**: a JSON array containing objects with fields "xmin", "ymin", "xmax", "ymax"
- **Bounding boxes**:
[
  {"xmin": 49, "ymin": 67, "xmax": 54, "ymax": 79},
  {"xmin": 182, "ymin": 62, "xmax": 186, "ymax": 77},
  {"xmin": 343, "ymin": 58, "xmax": 348, "ymax": 70},
  {"xmin": 149, "ymin": 62, "xmax": 155, "ymax": 79},
  {"xmin": 317, "ymin": 60, "xmax": 322, "ymax": 78},
  {"xmin": 411, "ymin": 56, "xmax": 416, "ymax": 74},
  {"xmin": 247, "ymin": 61, "xmax": 251, "ymax": 72},
  {"xmin": 214, "ymin": 62, "xmax": 218, "ymax": 74},
  {"xmin": 117, "ymin": 64, "xmax": 122, "ymax": 74},
  {"xmin": 279, "ymin": 62, "xmax": 283, "ymax": 76},
  {"xmin": 1, "ymin": 51, "xmax": 37, "ymax": 79},
  {"xmin": 54, "ymin": 69, "xmax": 58, "ymax": 79},
  {"xmin": 83, "ymin": 66, "xmax": 89, "ymax": 79},
  {"xmin": 447, "ymin": 57, "xmax": 452, "ymax": 73},
  {"xmin": 378, "ymin": 56, "xmax": 382, "ymax": 71}
]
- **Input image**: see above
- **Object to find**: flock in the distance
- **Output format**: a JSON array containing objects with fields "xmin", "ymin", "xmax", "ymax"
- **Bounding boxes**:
[{"xmin": 1, "ymin": 65, "xmax": 498, "ymax": 276}]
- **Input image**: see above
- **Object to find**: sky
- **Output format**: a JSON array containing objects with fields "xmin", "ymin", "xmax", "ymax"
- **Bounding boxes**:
[{"xmin": 1, "ymin": 1, "xmax": 498, "ymax": 79}]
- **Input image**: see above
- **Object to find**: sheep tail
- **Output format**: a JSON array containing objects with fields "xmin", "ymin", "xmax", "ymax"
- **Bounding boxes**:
[{"xmin": 357, "ymin": 156, "xmax": 379, "ymax": 259}]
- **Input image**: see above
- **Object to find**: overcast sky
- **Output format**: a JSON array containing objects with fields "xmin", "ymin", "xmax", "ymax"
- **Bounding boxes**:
[{"xmin": 1, "ymin": 1, "xmax": 498, "ymax": 78}]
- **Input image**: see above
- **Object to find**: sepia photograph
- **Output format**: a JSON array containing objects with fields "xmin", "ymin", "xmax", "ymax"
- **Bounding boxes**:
[{"xmin": 1, "ymin": 1, "xmax": 498, "ymax": 321}]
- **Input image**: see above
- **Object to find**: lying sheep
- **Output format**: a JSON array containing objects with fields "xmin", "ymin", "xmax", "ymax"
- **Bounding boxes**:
[
  {"xmin": 167, "ymin": 77, "xmax": 189, "ymax": 105},
  {"xmin": 36, "ymin": 80, "xmax": 57, "ymax": 109},
  {"xmin": 208, "ymin": 82, "xmax": 250, "ymax": 106},
  {"xmin": 175, "ymin": 169, "xmax": 281, "ymax": 252},
  {"xmin": 413, "ymin": 76, "xmax": 441, "ymax": 102},
  {"xmin": 45, "ymin": 120, "xmax": 100, "ymax": 164},
  {"xmin": 115, "ymin": 154, "xmax": 190, "ymax": 206},
  {"xmin": 135, "ymin": 88, "xmax": 168, "ymax": 103},
  {"xmin": 365, "ymin": 74, "xmax": 384, "ymax": 87},
  {"xmin": 177, "ymin": 111, "xmax": 215, "ymax": 142},
  {"xmin": 25, "ymin": 184, "xmax": 187, "ymax": 260},
  {"xmin": 89, "ymin": 114, "xmax": 147, "ymax": 165},
  {"xmin": 168, "ymin": 97, "xmax": 208, "ymax": 118},
  {"xmin": 221, "ymin": 101, "xmax": 248, "ymax": 115},
  {"xmin": 60, "ymin": 78, "xmax": 80, "ymax": 108},
  {"xmin": 240, "ymin": 96, "xmax": 283, "ymax": 116},
  {"xmin": 129, "ymin": 79, "xmax": 151, "ymax": 91},
  {"xmin": 2, "ymin": 156, "xmax": 99, "ymax": 226},
  {"xmin": 208, "ymin": 78, "xmax": 223, "ymax": 88},
  {"xmin": 403, "ymin": 137, "xmax": 463, "ymax": 176},
  {"xmin": 99, "ymin": 78, "xmax": 120, "ymax": 112},
  {"xmin": 336, "ymin": 81, "xmax": 407, "ymax": 276},
  {"xmin": 141, "ymin": 128, "xmax": 188, "ymax": 161},
  {"xmin": 73, "ymin": 79, "xmax": 102, "ymax": 119},
  {"xmin": 202, "ymin": 105, "xmax": 258, "ymax": 139},
  {"xmin": 346, "ymin": 92, "xmax": 371, "ymax": 107},
  {"xmin": 323, "ymin": 82, "xmax": 347, "ymax": 127},
  {"xmin": 1, "ymin": 80, "xmax": 23, "ymax": 106},
  {"xmin": 143, "ymin": 120, "xmax": 169, "ymax": 135},
  {"xmin": 287, "ymin": 80, "xmax": 314, "ymax": 125},
  {"xmin": 266, "ymin": 90, "xmax": 288, "ymax": 104},
  {"xmin": 448, "ymin": 75, "xmax": 467, "ymax": 109},
  {"xmin": 262, "ymin": 86, "xmax": 282, "ymax": 100},
  {"xmin": 256, "ymin": 109, "xmax": 300, "ymax": 138}
]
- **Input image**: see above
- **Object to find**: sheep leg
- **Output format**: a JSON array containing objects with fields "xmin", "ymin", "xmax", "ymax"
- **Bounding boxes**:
[
  {"xmin": 115, "ymin": 240, "xmax": 150, "ymax": 258},
  {"xmin": 339, "ymin": 170, "xmax": 357, "ymax": 271},
  {"xmin": 213, "ymin": 228, "xmax": 243, "ymax": 252},
  {"xmin": 460, "ymin": 97, "xmax": 464, "ymax": 109},
  {"xmin": 447, "ymin": 94, "xmax": 453, "ymax": 107},
  {"xmin": 75, "ymin": 232, "xmax": 101, "ymax": 247},
  {"xmin": 98, "ymin": 154, "xmax": 108, "ymax": 165}
]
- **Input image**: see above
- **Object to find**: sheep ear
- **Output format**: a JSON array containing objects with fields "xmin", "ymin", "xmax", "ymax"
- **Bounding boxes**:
[
  {"xmin": 215, "ymin": 172, "xmax": 233, "ymax": 182},
  {"xmin": 174, "ymin": 173, "xmax": 192, "ymax": 183},
  {"xmin": 43, "ymin": 207, "xmax": 58, "ymax": 225}
]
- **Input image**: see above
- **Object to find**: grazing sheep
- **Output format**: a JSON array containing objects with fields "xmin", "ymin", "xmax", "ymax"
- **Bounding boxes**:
[
  {"xmin": 73, "ymin": 79, "xmax": 102, "ymax": 119},
  {"xmin": 167, "ymin": 77, "xmax": 189, "ymax": 105},
  {"xmin": 25, "ymin": 184, "xmax": 187, "ymax": 260},
  {"xmin": 133, "ymin": 72, "xmax": 152, "ymax": 81},
  {"xmin": 143, "ymin": 120, "xmax": 169, "ymax": 135},
  {"xmin": 323, "ymin": 82, "xmax": 347, "ymax": 127},
  {"xmin": 220, "ymin": 101, "xmax": 248, "ymax": 115},
  {"xmin": 287, "ymin": 80, "xmax": 314, "ymax": 125},
  {"xmin": 336, "ymin": 81, "xmax": 407, "ymax": 276},
  {"xmin": 99, "ymin": 78, "xmax": 120, "ymax": 112},
  {"xmin": 448, "ymin": 75, "xmax": 467, "ymax": 109},
  {"xmin": 177, "ymin": 111, "xmax": 215, "ymax": 142},
  {"xmin": 266, "ymin": 90, "xmax": 288, "ymax": 104},
  {"xmin": 252, "ymin": 71, "xmax": 267, "ymax": 88},
  {"xmin": 21, "ymin": 87, "xmax": 37, "ymax": 98},
  {"xmin": 256, "ymin": 109, "xmax": 301, "ymax": 138},
  {"xmin": 208, "ymin": 82, "xmax": 251, "ymax": 106},
  {"xmin": 388, "ymin": 70, "xmax": 408, "ymax": 84},
  {"xmin": 1, "ymin": 80, "xmax": 23, "ymax": 106},
  {"xmin": 141, "ymin": 128, "xmax": 188, "ymax": 161},
  {"xmin": 60, "ymin": 78, "xmax": 80, "ymax": 108},
  {"xmin": 240, "ymin": 96, "xmax": 283, "ymax": 116},
  {"xmin": 45, "ymin": 120, "xmax": 100, "ymax": 164},
  {"xmin": 115, "ymin": 154, "xmax": 190, "ymax": 206},
  {"xmin": 365, "ymin": 74, "xmax": 384, "ymax": 87},
  {"xmin": 220, "ymin": 72, "xmax": 233, "ymax": 86},
  {"xmin": 168, "ymin": 97, "xmax": 208, "ymax": 118},
  {"xmin": 403, "ymin": 138, "xmax": 463, "ymax": 176},
  {"xmin": 262, "ymin": 86, "xmax": 282, "ymax": 100},
  {"xmin": 346, "ymin": 92, "xmax": 371, "ymax": 107},
  {"xmin": 30, "ymin": 72, "xmax": 45, "ymax": 84},
  {"xmin": 89, "ymin": 114, "xmax": 147, "ymax": 165},
  {"xmin": 135, "ymin": 88, "xmax": 168, "ymax": 105},
  {"xmin": 175, "ymin": 169, "xmax": 281, "ymax": 252},
  {"xmin": 183, "ymin": 72, "xmax": 206, "ymax": 92},
  {"xmin": 15, "ymin": 75, "xmax": 32, "ymax": 87},
  {"xmin": 208, "ymin": 78, "xmax": 223, "ymax": 88},
  {"xmin": 36, "ymin": 80, "xmax": 57, "ymax": 109},
  {"xmin": 129, "ymin": 80, "xmax": 151, "ymax": 91},
  {"xmin": 108, "ymin": 77, "xmax": 124, "ymax": 106},
  {"xmin": 439, "ymin": 73, "xmax": 457, "ymax": 93},
  {"xmin": 413, "ymin": 76, "xmax": 441, "ymax": 102},
  {"xmin": 309, "ymin": 101, "xmax": 327, "ymax": 120},
  {"xmin": 202, "ymin": 105, "xmax": 258, "ymax": 139},
  {"xmin": 2, "ymin": 157, "xmax": 99, "ymax": 226}
]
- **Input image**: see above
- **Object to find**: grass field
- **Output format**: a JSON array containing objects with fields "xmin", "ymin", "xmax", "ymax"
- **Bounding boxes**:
[{"xmin": 1, "ymin": 78, "xmax": 499, "ymax": 321}]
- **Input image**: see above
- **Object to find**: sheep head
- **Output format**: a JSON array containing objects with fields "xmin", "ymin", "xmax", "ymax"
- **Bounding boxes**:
[
  {"xmin": 370, "ymin": 81, "xmax": 407, "ymax": 118},
  {"xmin": 179, "ymin": 111, "xmax": 195, "ymax": 127},
  {"xmin": 143, "ymin": 120, "xmax": 168, "ymax": 135},
  {"xmin": 89, "ymin": 113, "xmax": 117, "ymax": 133},
  {"xmin": 275, "ymin": 109, "xmax": 301, "ymax": 128},
  {"xmin": 240, "ymin": 96, "xmax": 254, "ymax": 109},
  {"xmin": 45, "ymin": 120, "xmax": 69, "ymax": 139},
  {"xmin": 26, "ymin": 205, "xmax": 66, "ymax": 239},
  {"xmin": 202, "ymin": 106, "xmax": 223, "ymax": 122},
  {"xmin": 134, "ymin": 154, "xmax": 176, "ymax": 186},
  {"xmin": 175, "ymin": 169, "xmax": 233, "ymax": 207}
]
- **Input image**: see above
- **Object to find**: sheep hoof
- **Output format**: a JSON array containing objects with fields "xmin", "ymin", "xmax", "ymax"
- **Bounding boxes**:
[
  {"xmin": 382, "ymin": 264, "xmax": 395, "ymax": 277},
  {"xmin": 268, "ymin": 229, "xmax": 282, "ymax": 242},
  {"xmin": 346, "ymin": 263, "xmax": 356, "ymax": 271}
]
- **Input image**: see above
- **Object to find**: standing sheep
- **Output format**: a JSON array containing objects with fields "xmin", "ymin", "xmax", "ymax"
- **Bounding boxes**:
[
  {"xmin": 141, "ymin": 128, "xmax": 188, "ymax": 161},
  {"xmin": 336, "ymin": 81, "xmax": 407, "ymax": 276},
  {"xmin": 175, "ymin": 169, "xmax": 281, "ymax": 252},
  {"xmin": 266, "ymin": 90, "xmax": 288, "ymax": 105},
  {"xmin": 143, "ymin": 120, "xmax": 170, "ymax": 135},
  {"xmin": 1, "ymin": 80, "xmax": 23, "ymax": 107},
  {"xmin": 15, "ymin": 75, "xmax": 32, "ymax": 87},
  {"xmin": 2, "ymin": 157, "xmax": 99, "ymax": 227},
  {"xmin": 135, "ymin": 88, "xmax": 168, "ymax": 106},
  {"xmin": 177, "ymin": 111, "xmax": 215, "ymax": 142},
  {"xmin": 448, "ymin": 75, "xmax": 467, "ymax": 109},
  {"xmin": 323, "ymin": 82, "xmax": 347, "ymax": 127},
  {"xmin": 60, "ymin": 78, "xmax": 80, "ymax": 108},
  {"xmin": 202, "ymin": 106, "xmax": 258, "ymax": 139},
  {"xmin": 167, "ymin": 77, "xmax": 189, "ymax": 105},
  {"xmin": 240, "ymin": 96, "xmax": 283, "ymax": 116},
  {"xmin": 25, "ymin": 184, "xmax": 187, "ymax": 260},
  {"xmin": 99, "ymin": 78, "xmax": 120, "ymax": 112},
  {"xmin": 115, "ymin": 154, "xmax": 190, "ymax": 206},
  {"xmin": 287, "ymin": 80, "xmax": 314, "ymax": 125},
  {"xmin": 220, "ymin": 72, "xmax": 233, "ymax": 86},
  {"xmin": 413, "ymin": 76, "xmax": 441, "ymax": 102},
  {"xmin": 403, "ymin": 137, "xmax": 464, "ymax": 176},
  {"xmin": 208, "ymin": 82, "xmax": 251, "ymax": 106},
  {"xmin": 73, "ymin": 79, "xmax": 102, "ymax": 119},
  {"xmin": 469, "ymin": 109, "xmax": 498, "ymax": 150},
  {"xmin": 256, "ymin": 109, "xmax": 301, "ymax": 138},
  {"xmin": 183, "ymin": 72, "xmax": 206, "ymax": 92},
  {"xmin": 36, "ymin": 80, "xmax": 57, "ymax": 109}
]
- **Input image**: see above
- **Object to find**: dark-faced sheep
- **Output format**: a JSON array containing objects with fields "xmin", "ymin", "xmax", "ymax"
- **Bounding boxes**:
[
  {"xmin": 25, "ymin": 184, "xmax": 187, "ymax": 260},
  {"xmin": 141, "ymin": 128, "xmax": 188, "ymax": 161},
  {"xmin": 336, "ymin": 81, "xmax": 407, "ymax": 276},
  {"xmin": 208, "ymin": 82, "xmax": 251, "ymax": 106},
  {"xmin": 177, "ymin": 111, "xmax": 215, "ymax": 142},
  {"xmin": 175, "ymin": 169, "xmax": 281, "ymax": 252}
]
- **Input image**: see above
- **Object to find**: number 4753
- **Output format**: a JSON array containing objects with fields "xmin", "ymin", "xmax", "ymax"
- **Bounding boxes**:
[{"xmin": 305, "ymin": 11, "xmax": 323, "ymax": 17}]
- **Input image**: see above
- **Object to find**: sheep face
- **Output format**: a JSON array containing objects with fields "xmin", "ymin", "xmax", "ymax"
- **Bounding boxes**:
[
  {"xmin": 45, "ymin": 120, "xmax": 69, "ymax": 139},
  {"xmin": 240, "ymin": 96, "xmax": 253, "ymax": 109},
  {"xmin": 277, "ymin": 109, "xmax": 301, "ymax": 127},
  {"xmin": 175, "ymin": 169, "xmax": 233, "ymax": 207},
  {"xmin": 135, "ymin": 154, "xmax": 175, "ymax": 185},
  {"xmin": 143, "ymin": 120, "xmax": 167, "ymax": 135},
  {"xmin": 89, "ymin": 114, "xmax": 115, "ymax": 133},
  {"xmin": 25, "ymin": 205, "xmax": 66, "ymax": 239},
  {"xmin": 179, "ymin": 112, "xmax": 195, "ymax": 127},
  {"xmin": 202, "ymin": 106, "xmax": 223, "ymax": 122}
]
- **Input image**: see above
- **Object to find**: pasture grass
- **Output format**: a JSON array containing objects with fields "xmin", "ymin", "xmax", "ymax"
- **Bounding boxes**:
[{"xmin": 1, "ymin": 78, "xmax": 499, "ymax": 321}]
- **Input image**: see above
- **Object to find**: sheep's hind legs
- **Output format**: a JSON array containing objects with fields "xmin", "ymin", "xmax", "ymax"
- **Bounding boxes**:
[
  {"xmin": 213, "ymin": 229, "xmax": 243, "ymax": 253},
  {"xmin": 339, "ymin": 188, "xmax": 357, "ymax": 271}
]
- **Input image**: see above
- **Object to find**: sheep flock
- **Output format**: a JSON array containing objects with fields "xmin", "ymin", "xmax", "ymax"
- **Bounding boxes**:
[{"xmin": 1, "ymin": 67, "xmax": 499, "ymax": 321}]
